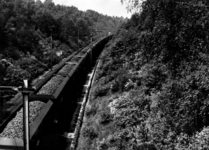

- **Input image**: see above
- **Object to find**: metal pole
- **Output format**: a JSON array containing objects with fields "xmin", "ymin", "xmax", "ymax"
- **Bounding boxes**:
[
  {"xmin": 25, "ymin": 15, "xmax": 31, "ymax": 149},
  {"xmin": 23, "ymin": 80, "xmax": 30, "ymax": 150},
  {"xmin": 78, "ymin": 29, "xmax": 79, "ymax": 48}
]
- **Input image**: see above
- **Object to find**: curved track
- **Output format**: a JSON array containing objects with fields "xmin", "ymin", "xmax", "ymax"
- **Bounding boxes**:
[{"xmin": 0, "ymin": 35, "xmax": 113, "ymax": 150}]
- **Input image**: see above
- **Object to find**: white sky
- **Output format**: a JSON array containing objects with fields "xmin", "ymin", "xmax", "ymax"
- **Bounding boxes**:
[{"xmin": 51, "ymin": 0, "xmax": 132, "ymax": 18}]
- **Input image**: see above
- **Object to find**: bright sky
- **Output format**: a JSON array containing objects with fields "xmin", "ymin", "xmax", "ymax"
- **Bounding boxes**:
[{"xmin": 52, "ymin": 0, "xmax": 132, "ymax": 18}]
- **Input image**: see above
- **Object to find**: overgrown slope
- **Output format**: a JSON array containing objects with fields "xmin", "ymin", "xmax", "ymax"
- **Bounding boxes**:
[{"xmin": 77, "ymin": 0, "xmax": 209, "ymax": 150}]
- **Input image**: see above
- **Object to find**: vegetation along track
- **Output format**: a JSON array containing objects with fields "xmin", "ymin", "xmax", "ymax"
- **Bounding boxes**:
[{"xmin": 0, "ymin": 35, "xmax": 113, "ymax": 150}]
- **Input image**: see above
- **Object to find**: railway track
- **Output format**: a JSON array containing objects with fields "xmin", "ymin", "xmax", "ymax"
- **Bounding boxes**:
[{"xmin": 0, "ymin": 35, "xmax": 113, "ymax": 150}]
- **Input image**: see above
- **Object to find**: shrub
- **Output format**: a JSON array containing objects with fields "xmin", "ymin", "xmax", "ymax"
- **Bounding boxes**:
[
  {"xmin": 4, "ymin": 66, "xmax": 31, "ymax": 86},
  {"xmin": 17, "ymin": 58, "xmax": 46, "ymax": 80},
  {"xmin": 99, "ymin": 111, "xmax": 113, "ymax": 125},
  {"xmin": 82, "ymin": 126, "xmax": 98, "ymax": 140},
  {"xmin": 188, "ymin": 127, "xmax": 209, "ymax": 150},
  {"xmin": 93, "ymin": 84, "xmax": 110, "ymax": 98},
  {"xmin": 111, "ymin": 70, "xmax": 130, "ymax": 93},
  {"xmin": 85, "ymin": 105, "xmax": 98, "ymax": 118},
  {"xmin": 3, "ymin": 47, "xmax": 21, "ymax": 60}
]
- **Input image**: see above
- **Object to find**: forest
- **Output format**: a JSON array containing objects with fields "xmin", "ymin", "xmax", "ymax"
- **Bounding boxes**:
[
  {"xmin": 0, "ymin": 0, "xmax": 125, "ymax": 123},
  {"xmin": 77, "ymin": 0, "xmax": 209, "ymax": 150}
]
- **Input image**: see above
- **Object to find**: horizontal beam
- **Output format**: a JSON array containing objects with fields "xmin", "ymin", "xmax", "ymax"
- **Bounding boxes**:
[
  {"xmin": 29, "ymin": 94, "xmax": 55, "ymax": 102},
  {"xmin": 0, "ymin": 137, "xmax": 23, "ymax": 150}
]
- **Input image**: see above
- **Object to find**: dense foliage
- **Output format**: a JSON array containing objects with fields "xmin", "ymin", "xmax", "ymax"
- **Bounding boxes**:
[
  {"xmin": 78, "ymin": 0, "xmax": 209, "ymax": 150},
  {"xmin": 0, "ymin": 0, "xmax": 125, "ymax": 84},
  {"xmin": 0, "ymin": 0, "xmax": 125, "ymax": 123}
]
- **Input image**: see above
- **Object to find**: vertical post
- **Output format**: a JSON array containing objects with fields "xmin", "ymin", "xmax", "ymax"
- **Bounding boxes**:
[
  {"xmin": 91, "ymin": 33, "xmax": 93, "ymax": 43},
  {"xmin": 0, "ymin": 92, "xmax": 4, "ymax": 120},
  {"xmin": 90, "ymin": 34, "xmax": 92, "ymax": 67},
  {"xmin": 78, "ymin": 29, "xmax": 79, "ymax": 49},
  {"xmin": 23, "ymin": 80, "xmax": 30, "ymax": 150},
  {"xmin": 51, "ymin": 35, "xmax": 53, "ymax": 70},
  {"xmin": 14, "ymin": 0, "xmax": 17, "ymax": 11}
]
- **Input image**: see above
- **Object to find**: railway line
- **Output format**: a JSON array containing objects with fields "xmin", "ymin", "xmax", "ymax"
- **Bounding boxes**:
[{"xmin": 0, "ymin": 35, "xmax": 113, "ymax": 150}]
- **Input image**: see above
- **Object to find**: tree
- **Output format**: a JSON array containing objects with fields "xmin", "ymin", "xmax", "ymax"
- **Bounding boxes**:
[{"xmin": 121, "ymin": 0, "xmax": 146, "ymax": 12}]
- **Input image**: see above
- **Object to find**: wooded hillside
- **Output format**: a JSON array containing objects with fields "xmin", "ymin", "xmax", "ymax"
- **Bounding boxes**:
[
  {"xmin": 77, "ymin": 0, "xmax": 209, "ymax": 149},
  {"xmin": 0, "ymin": 0, "xmax": 125, "ymax": 85},
  {"xmin": 0, "ymin": 0, "xmax": 125, "ymax": 123}
]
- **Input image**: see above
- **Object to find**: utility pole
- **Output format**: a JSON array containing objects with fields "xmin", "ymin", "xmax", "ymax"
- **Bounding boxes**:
[
  {"xmin": 90, "ymin": 33, "xmax": 92, "ymax": 67},
  {"xmin": 51, "ymin": 35, "xmax": 53, "ymax": 70},
  {"xmin": 90, "ymin": 33, "xmax": 93, "ymax": 43},
  {"xmin": 14, "ymin": 0, "xmax": 17, "ymax": 11},
  {"xmin": 78, "ymin": 29, "xmax": 79, "ymax": 49}
]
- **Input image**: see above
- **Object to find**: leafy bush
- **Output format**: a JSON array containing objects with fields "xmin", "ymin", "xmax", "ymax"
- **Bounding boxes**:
[
  {"xmin": 82, "ymin": 126, "xmax": 98, "ymax": 140},
  {"xmin": 85, "ymin": 105, "xmax": 98, "ymax": 118},
  {"xmin": 175, "ymin": 127, "xmax": 209, "ymax": 150},
  {"xmin": 17, "ymin": 57, "xmax": 46, "ymax": 80},
  {"xmin": 93, "ymin": 83, "xmax": 110, "ymax": 98},
  {"xmin": 4, "ymin": 66, "xmax": 31, "ymax": 86},
  {"xmin": 189, "ymin": 127, "xmax": 209, "ymax": 150},
  {"xmin": 99, "ymin": 111, "xmax": 113, "ymax": 125},
  {"xmin": 3, "ymin": 47, "xmax": 21, "ymax": 60}
]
